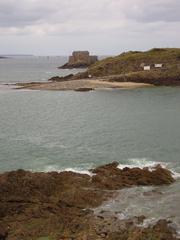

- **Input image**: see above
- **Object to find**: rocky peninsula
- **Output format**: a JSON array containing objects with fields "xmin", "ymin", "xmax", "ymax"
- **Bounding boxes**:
[
  {"xmin": 15, "ymin": 48, "xmax": 180, "ymax": 91},
  {"xmin": 81, "ymin": 48, "xmax": 180, "ymax": 86},
  {"xmin": 0, "ymin": 162, "xmax": 179, "ymax": 240}
]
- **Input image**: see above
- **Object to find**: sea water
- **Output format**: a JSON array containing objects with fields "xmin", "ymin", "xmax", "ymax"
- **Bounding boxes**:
[
  {"xmin": 0, "ymin": 57, "xmax": 180, "ymax": 232},
  {"xmin": 0, "ymin": 56, "xmax": 83, "ymax": 83}
]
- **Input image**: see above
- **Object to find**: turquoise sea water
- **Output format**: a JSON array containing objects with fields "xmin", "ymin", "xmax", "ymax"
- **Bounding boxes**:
[
  {"xmin": 0, "ymin": 57, "xmax": 180, "ymax": 233},
  {"xmin": 0, "ymin": 87, "xmax": 180, "ymax": 174}
]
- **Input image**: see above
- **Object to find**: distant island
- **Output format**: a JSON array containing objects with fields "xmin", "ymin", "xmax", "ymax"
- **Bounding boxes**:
[
  {"xmin": 16, "ymin": 48, "xmax": 180, "ymax": 91},
  {"xmin": 0, "ymin": 56, "xmax": 8, "ymax": 59},
  {"xmin": 0, "ymin": 54, "xmax": 34, "ymax": 59}
]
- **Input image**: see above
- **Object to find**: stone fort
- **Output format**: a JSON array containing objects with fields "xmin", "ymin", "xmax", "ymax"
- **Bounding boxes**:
[{"xmin": 68, "ymin": 51, "xmax": 98, "ymax": 66}]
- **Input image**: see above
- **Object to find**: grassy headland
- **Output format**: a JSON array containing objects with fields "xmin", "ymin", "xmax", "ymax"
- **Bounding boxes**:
[
  {"xmin": 76, "ymin": 48, "xmax": 180, "ymax": 85},
  {"xmin": 15, "ymin": 48, "xmax": 180, "ymax": 91}
]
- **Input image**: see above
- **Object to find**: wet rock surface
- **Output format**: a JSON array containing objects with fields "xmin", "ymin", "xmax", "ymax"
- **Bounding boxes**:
[
  {"xmin": 0, "ymin": 162, "xmax": 178, "ymax": 240},
  {"xmin": 48, "ymin": 75, "xmax": 74, "ymax": 82},
  {"xmin": 59, "ymin": 62, "xmax": 90, "ymax": 69},
  {"xmin": 74, "ymin": 88, "xmax": 94, "ymax": 92}
]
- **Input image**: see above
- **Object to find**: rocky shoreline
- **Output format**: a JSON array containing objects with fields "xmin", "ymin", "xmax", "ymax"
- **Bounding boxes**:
[{"xmin": 0, "ymin": 162, "xmax": 179, "ymax": 240}]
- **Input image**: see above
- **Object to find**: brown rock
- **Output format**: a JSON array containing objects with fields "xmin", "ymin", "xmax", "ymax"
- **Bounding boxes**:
[
  {"xmin": 0, "ymin": 162, "xmax": 176, "ymax": 239},
  {"xmin": 91, "ymin": 162, "xmax": 175, "ymax": 190},
  {"xmin": 49, "ymin": 74, "xmax": 74, "ymax": 82},
  {"xmin": 75, "ymin": 88, "xmax": 94, "ymax": 92},
  {"xmin": 0, "ymin": 226, "xmax": 8, "ymax": 240}
]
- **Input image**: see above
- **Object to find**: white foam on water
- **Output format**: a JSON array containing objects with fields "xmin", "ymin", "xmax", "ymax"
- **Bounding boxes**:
[
  {"xmin": 42, "ymin": 165, "xmax": 60, "ymax": 172},
  {"xmin": 38, "ymin": 158, "xmax": 180, "ymax": 182},
  {"xmin": 171, "ymin": 170, "xmax": 180, "ymax": 180},
  {"xmin": 118, "ymin": 158, "xmax": 167, "ymax": 170},
  {"xmin": 63, "ymin": 168, "xmax": 94, "ymax": 176},
  {"xmin": 118, "ymin": 158, "xmax": 180, "ymax": 179},
  {"xmin": 139, "ymin": 218, "xmax": 159, "ymax": 228},
  {"xmin": 43, "ymin": 165, "xmax": 94, "ymax": 176}
]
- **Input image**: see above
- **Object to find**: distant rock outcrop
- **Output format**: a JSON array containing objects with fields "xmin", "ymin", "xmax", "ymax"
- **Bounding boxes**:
[
  {"xmin": 59, "ymin": 51, "xmax": 98, "ymax": 69},
  {"xmin": 48, "ymin": 74, "xmax": 74, "ymax": 82}
]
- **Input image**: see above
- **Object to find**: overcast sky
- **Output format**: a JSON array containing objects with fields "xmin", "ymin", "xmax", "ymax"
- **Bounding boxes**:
[{"xmin": 0, "ymin": 0, "xmax": 180, "ymax": 55}]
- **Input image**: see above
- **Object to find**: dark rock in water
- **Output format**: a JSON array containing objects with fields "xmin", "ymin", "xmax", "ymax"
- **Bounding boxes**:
[
  {"xmin": 143, "ymin": 189, "xmax": 163, "ymax": 196},
  {"xmin": 0, "ymin": 162, "xmax": 176, "ymax": 239},
  {"xmin": 75, "ymin": 88, "xmax": 94, "ymax": 92},
  {"xmin": 59, "ymin": 51, "xmax": 98, "ymax": 69},
  {"xmin": 49, "ymin": 74, "xmax": 74, "ymax": 82},
  {"xmin": 59, "ymin": 62, "xmax": 89, "ymax": 69},
  {"xmin": 107, "ymin": 219, "xmax": 177, "ymax": 240},
  {"xmin": 0, "ymin": 226, "xmax": 8, "ymax": 240}
]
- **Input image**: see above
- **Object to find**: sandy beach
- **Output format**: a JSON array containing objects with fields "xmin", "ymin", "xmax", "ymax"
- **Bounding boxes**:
[{"xmin": 16, "ymin": 79, "xmax": 153, "ymax": 91}]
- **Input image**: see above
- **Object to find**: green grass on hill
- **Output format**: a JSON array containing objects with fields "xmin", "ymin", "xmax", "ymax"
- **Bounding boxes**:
[{"xmin": 87, "ymin": 48, "xmax": 180, "ymax": 77}]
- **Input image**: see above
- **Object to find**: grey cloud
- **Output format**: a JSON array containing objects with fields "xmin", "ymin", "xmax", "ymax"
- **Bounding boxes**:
[
  {"xmin": 0, "ymin": 0, "xmax": 180, "ymax": 29},
  {"xmin": 0, "ymin": 0, "xmax": 63, "ymax": 27},
  {"xmin": 126, "ymin": 0, "xmax": 180, "ymax": 22},
  {"xmin": 0, "ymin": 0, "xmax": 179, "ymax": 37},
  {"xmin": 0, "ymin": 0, "xmax": 108, "ymax": 28}
]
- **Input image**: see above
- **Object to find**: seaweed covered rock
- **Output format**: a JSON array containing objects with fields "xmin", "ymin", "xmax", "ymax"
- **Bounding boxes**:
[
  {"xmin": 0, "ymin": 162, "xmax": 176, "ymax": 239},
  {"xmin": 48, "ymin": 74, "xmax": 74, "ymax": 82},
  {"xmin": 91, "ymin": 162, "xmax": 174, "ymax": 189}
]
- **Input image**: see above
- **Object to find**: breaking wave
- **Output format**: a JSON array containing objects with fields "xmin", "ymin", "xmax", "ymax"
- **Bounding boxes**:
[{"xmin": 118, "ymin": 158, "xmax": 180, "ymax": 179}]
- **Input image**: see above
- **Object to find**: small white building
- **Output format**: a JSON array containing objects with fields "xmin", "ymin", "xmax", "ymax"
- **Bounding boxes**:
[
  {"xmin": 154, "ymin": 64, "xmax": 163, "ymax": 68},
  {"xmin": 144, "ymin": 66, "xmax": 151, "ymax": 71}
]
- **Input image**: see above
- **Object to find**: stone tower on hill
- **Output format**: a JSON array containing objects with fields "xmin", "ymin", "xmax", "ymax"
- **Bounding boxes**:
[{"xmin": 59, "ymin": 51, "xmax": 98, "ymax": 69}]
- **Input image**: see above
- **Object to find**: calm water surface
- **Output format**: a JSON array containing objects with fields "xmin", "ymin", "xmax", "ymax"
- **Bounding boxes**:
[
  {"xmin": 0, "ymin": 87, "xmax": 179, "ymax": 173},
  {"xmin": 0, "ymin": 56, "xmax": 83, "ymax": 83}
]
